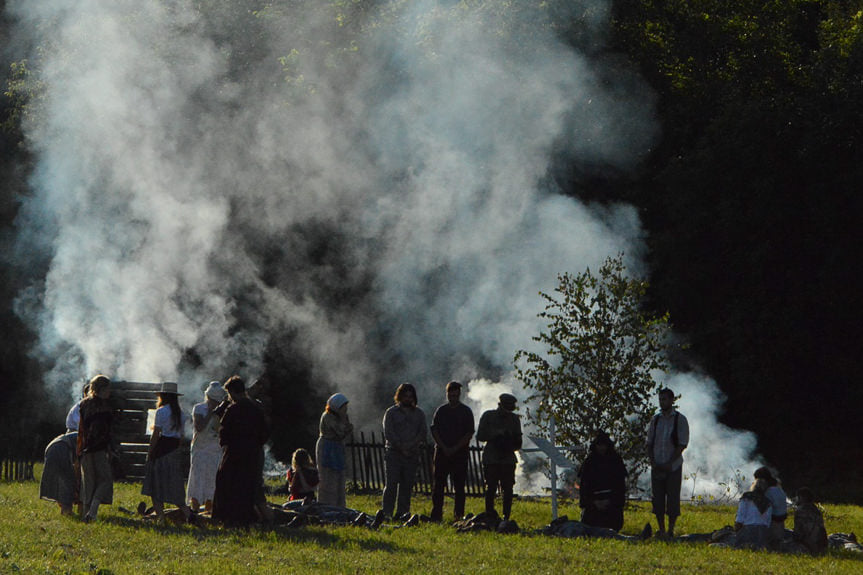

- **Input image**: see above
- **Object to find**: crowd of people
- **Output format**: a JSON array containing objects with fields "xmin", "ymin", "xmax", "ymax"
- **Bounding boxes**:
[{"xmin": 37, "ymin": 377, "xmax": 830, "ymax": 555}]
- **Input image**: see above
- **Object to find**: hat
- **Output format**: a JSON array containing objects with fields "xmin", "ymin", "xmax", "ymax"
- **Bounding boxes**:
[
  {"xmin": 499, "ymin": 393, "xmax": 517, "ymax": 410},
  {"xmin": 159, "ymin": 381, "xmax": 182, "ymax": 395},
  {"xmin": 205, "ymin": 380, "xmax": 226, "ymax": 402},
  {"xmin": 446, "ymin": 381, "xmax": 462, "ymax": 392},
  {"xmin": 327, "ymin": 393, "xmax": 349, "ymax": 410}
]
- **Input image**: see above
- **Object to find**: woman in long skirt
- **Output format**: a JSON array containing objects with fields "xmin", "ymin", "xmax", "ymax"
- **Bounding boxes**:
[
  {"xmin": 141, "ymin": 382, "xmax": 192, "ymax": 522},
  {"xmin": 40, "ymin": 432, "xmax": 79, "ymax": 516},
  {"xmin": 187, "ymin": 381, "xmax": 226, "ymax": 513},
  {"xmin": 315, "ymin": 393, "xmax": 353, "ymax": 507}
]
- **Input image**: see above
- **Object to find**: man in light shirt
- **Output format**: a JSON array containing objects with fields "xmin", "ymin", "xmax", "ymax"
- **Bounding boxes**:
[{"xmin": 645, "ymin": 387, "xmax": 689, "ymax": 538}]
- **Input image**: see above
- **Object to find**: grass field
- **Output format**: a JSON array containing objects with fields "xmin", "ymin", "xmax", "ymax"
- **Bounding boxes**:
[{"xmin": 3, "ymin": 470, "xmax": 863, "ymax": 574}]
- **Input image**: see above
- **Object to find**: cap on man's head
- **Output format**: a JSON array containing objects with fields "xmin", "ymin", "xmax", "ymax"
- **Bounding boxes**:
[
  {"xmin": 446, "ymin": 381, "xmax": 462, "ymax": 392},
  {"xmin": 499, "ymin": 393, "xmax": 517, "ymax": 410},
  {"xmin": 658, "ymin": 387, "xmax": 675, "ymax": 399}
]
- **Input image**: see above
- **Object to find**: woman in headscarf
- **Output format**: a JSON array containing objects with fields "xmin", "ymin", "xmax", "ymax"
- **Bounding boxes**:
[
  {"xmin": 315, "ymin": 393, "xmax": 353, "ymax": 507},
  {"xmin": 77, "ymin": 374, "xmax": 113, "ymax": 522},
  {"xmin": 141, "ymin": 382, "xmax": 192, "ymax": 522},
  {"xmin": 578, "ymin": 431, "xmax": 628, "ymax": 531},
  {"xmin": 186, "ymin": 381, "xmax": 226, "ymax": 513},
  {"xmin": 733, "ymin": 478, "xmax": 773, "ymax": 549}
]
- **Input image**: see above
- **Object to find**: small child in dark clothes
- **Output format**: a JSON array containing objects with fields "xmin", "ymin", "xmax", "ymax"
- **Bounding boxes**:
[{"xmin": 286, "ymin": 448, "xmax": 319, "ymax": 501}]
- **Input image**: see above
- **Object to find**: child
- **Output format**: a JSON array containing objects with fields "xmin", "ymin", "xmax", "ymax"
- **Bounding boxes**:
[{"xmin": 286, "ymin": 448, "xmax": 319, "ymax": 502}]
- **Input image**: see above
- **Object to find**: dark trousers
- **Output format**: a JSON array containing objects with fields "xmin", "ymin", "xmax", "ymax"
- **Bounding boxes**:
[
  {"xmin": 651, "ymin": 465, "xmax": 682, "ymax": 519},
  {"xmin": 430, "ymin": 450, "xmax": 468, "ymax": 520},
  {"xmin": 382, "ymin": 449, "xmax": 418, "ymax": 518},
  {"xmin": 483, "ymin": 463, "xmax": 516, "ymax": 520}
]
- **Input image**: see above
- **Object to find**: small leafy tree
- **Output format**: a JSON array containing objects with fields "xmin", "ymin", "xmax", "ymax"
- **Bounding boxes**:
[{"xmin": 514, "ymin": 254, "xmax": 671, "ymax": 479}]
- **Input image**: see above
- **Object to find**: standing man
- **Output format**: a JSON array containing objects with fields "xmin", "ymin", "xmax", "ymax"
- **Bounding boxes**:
[
  {"xmin": 429, "ymin": 381, "xmax": 475, "ymax": 522},
  {"xmin": 476, "ymin": 393, "xmax": 522, "ymax": 521},
  {"xmin": 645, "ymin": 387, "xmax": 690, "ymax": 538},
  {"xmin": 212, "ymin": 375, "xmax": 270, "ymax": 527},
  {"xmin": 381, "ymin": 383, "xmax": 427, "ymax": 520}
]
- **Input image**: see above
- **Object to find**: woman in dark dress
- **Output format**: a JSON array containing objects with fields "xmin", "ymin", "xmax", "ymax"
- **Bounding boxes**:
[
  {"xmin": 578, "ymin": 431, "xmax": 628, "ymax": 532},
  {"xmin": 211, "ymin": 375, "xmax": 269, "ymax": 527}
]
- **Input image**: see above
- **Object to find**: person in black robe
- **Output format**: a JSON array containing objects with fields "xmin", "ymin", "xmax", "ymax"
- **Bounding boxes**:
[
  {"xmin": 578, "ymin": 431, "xmax": 628, "ymax": 532},
  {"xmin": 211, "ymin": 375, "xmax": 269, "ymax": 527}
]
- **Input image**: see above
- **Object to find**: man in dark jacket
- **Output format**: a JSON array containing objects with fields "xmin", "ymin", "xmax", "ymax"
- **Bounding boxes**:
[
  {"xmin": 476, "ymin": 393, "xmax": 522, "ymax": 521},
  {"xmin": 212, "ymin": 375, "xmax": 270, "ymax": 527},
  {"xmin": 430, "ymin": 381, "xmax": 475, "ymax": 522}
]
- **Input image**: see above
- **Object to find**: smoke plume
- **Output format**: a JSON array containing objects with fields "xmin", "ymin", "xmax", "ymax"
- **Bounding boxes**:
[{"xmin": 6, "ymin": 1, "xmax": 760, "ymax": 493}]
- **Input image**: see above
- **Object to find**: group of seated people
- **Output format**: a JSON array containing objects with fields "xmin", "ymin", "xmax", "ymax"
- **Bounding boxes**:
[
  {"xmin": 723, "ymin": 471, "xmax": 827, "ymax": 554},
  {"xmin": 576, "ymin": 431, "xmax": 827, "ymax": 554}
]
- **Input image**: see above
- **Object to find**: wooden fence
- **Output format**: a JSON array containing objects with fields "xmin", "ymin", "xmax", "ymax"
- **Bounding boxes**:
[
  {"xmin": 1, "ymin": 436, "xmax": 41, "ymax": 482},
  {"xmin": 346, "ymin": 431, "xmax": 486, "ymax": 495},
  {"xmin": 1, "ymin": 458, "xmax": 35, "ymax": 481}
]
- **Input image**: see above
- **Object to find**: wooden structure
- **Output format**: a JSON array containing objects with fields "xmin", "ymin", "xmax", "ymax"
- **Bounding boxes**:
[
  {"xmin": 1, "ymin": 458, "xmax": 35, "ymax": 481},
  {"xmin": 346, "ymin": 432, "xmax": 486, "ymax": 495},
  {"xmin": 109, "ymin": 380, "xmax": 184, "ymax": 481}
]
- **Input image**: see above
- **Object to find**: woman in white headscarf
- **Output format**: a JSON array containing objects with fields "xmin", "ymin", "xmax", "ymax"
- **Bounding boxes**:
[
  {"xmin": 315, "ymin": 393, "xmax": 353, "ymax": 507},
  {"xmin": 186, "ymin": 381, "xmax": 226, "ymax": 513}
]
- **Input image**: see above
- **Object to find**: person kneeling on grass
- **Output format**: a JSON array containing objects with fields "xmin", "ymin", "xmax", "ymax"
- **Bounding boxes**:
[{"xmin": 578, "ymin": 431, "xmax": 627, "ymax": 532}]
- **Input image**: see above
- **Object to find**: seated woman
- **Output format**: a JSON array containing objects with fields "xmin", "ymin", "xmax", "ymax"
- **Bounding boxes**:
[
  {"xmin": 578, "ymin": 431, "xmax": 627, "ymax": 532},
  {"xmin": 754, "ymin": 466, "xmax": 788, "ymax": 548},
  {"xmin": 286, "ymin": 448, "xmax": 319, "ymax": 502},
  {"xmin": 733, "ymin": 478, "xmax": 773, "ymax": 549}
]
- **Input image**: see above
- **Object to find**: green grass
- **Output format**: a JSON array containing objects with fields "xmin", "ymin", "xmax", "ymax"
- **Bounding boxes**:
[{"xmin": 3, "ymin": 469, "xmax": 863, "ymax": 574}]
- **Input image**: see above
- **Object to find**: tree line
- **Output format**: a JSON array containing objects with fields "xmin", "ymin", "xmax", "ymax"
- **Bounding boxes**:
[{"xmin": 2, "ymin": 1, "xmax": 861, "ymax": 499}]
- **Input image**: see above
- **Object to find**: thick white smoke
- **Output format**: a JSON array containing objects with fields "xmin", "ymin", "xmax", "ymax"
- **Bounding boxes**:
[{"xmin": 6, "ymin": 1, "xmax": 759, "ymax": 495}]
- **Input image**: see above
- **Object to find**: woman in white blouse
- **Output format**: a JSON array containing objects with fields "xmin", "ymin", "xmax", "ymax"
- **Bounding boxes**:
[{"xmin": 141, "ymin": 382, "xmax": 192, "ymax": 522}]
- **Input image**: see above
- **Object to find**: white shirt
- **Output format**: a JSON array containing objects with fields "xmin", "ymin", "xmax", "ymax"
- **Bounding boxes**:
[
  {"xmin": 153, "ymin": 405, "xmax": 187, "ymax": 438},
  {"xmin": 736, "ymin": 497, "xmax": 772, "ymax": 527},
  {"xmin": 646, "ymin": 409, "xmax": 690, "ymax": 471},
  {"xmin": 65, "ymin": 401, "xmax": 81, "ymax": 432},
  {"xmin": 765, "ymin": 485, "xmax": 788, "ymax": 518},
  {"xmin": 191, "ymin": 402, "xmax": 220, "ymax": 449}
]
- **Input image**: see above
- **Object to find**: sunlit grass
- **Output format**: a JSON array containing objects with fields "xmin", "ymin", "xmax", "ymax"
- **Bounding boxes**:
[{"xmin": 2, "ymin": 468, "xmax": 863, "ymax": 574}]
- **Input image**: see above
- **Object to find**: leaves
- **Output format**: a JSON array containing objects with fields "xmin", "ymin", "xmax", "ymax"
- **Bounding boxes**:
[{"xmin": 514, "ymin": 254, "xmax": 670, "ymax": 480}]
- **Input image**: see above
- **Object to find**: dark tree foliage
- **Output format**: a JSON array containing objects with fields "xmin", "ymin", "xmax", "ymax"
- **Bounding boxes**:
[
  {"xmin": 603, "ymin": 0, "xmax": 863, "ymax": 499},
  {"xmin": 0, "ymin": 0, "xmax": 55, "ymax": 460}
]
